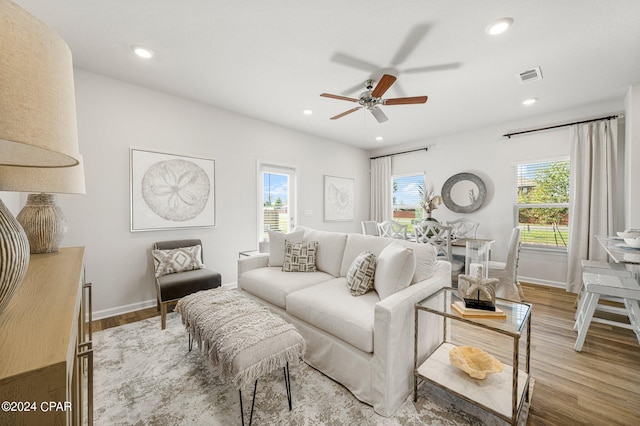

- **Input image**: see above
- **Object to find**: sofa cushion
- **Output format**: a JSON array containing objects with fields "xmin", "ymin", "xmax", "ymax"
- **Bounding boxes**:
[
  {"xmin": 374, "ymin": 243, "xmax": 416, "ymax": 300},
  {"xmin": 239, "ymin": 267, "xmax": 334, "ymax": 309},
  {"xmin": 346, "ymin": 251, "xmax": 376, "ymax": 296},
  {"xmin": 296, "ymin": 226, "xmax": 347, "ymax": 277},
  {"xmin": 268, "ymin": 230, "xmax": 304, "ymax": 267},
  {"xmin": 395, "ymin": 239, "xmax": 438, "ymax": 284},
  {"xmin": 286, "ymin": 278, "xmax": 378, "ymax": 353},
  {"xmin": 282, "ymin": 240, "xmax": 318, "ymax": 272}
]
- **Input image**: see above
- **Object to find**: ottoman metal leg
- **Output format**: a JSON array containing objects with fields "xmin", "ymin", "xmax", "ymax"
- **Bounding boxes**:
[
  {"xmin": 238, "ymin": 362, "xmax": 293, "ymax": 425},
  {"xmin": 284, "ymin": 362, "xmax": 292, "ymax": 411}
]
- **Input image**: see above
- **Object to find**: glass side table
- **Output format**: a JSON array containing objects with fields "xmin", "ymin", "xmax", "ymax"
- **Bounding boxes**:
[{"xmin": 414, "ymin": 287, "xmax": 532, "ymax": 425}]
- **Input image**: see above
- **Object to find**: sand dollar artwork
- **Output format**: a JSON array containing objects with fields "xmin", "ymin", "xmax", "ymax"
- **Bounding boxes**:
[
  {"xmin": 328, "ymin": 183, "xmax": 353, "ymax": 216},
  {"xmin": 142, "ymin": 159, "xmax": 210, "ymax": 222}
]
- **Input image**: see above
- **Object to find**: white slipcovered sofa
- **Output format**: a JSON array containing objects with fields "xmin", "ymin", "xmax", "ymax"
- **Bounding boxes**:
[{"xmin": 237, "ymin": 226, "xmax": 451, "ymax": 416}]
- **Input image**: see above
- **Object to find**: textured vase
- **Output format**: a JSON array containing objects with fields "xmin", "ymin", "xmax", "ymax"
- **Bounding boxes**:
[
  {"xmin": 0, "ymin": 198, "xmax": 30, "ymax": 315},
  {"xmin": 17, "ymin": 193, "xmax": 68, "ymax": 254}
]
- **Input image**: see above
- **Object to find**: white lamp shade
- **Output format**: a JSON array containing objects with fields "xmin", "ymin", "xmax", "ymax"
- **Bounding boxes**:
[
  {"xmin": 0, "ymin": 0, "xmax": 80, "ymax": 167},
  {"xmin": 0, "ymin": 155, "xmax": 86, "ymax": 194}
]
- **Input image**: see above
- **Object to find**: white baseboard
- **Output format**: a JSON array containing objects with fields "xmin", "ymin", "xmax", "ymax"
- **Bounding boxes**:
[
  {"xmin": 223, "ymin": 282, "xmax": 238, "ymax": 289},
  {"xmin": 92, "ymin": 299, "xmax": 157, "ymax": 321},
  {"xmin": 519, "ymin": 276, "xmax": 566, "ymax": 289}
]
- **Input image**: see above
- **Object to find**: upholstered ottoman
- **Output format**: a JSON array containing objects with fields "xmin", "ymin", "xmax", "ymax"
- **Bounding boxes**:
[{"xmin": 175, "ymin": 288, "xmax": 306, "ymax": 425}]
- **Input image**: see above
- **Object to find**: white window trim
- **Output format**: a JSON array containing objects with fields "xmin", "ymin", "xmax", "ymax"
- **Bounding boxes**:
[{"xmin": 257, "ymin": 159, "xmax": 298, "ymax": 243}]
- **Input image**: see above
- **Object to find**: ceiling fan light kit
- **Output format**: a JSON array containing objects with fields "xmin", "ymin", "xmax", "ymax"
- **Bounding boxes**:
[{"xmin": 321, "ymin": 74, "xmax": 428, "ymax": 123}]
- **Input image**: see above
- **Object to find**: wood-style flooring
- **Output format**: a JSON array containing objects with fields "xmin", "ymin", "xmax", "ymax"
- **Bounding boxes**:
[{"xmin": 92, "ymin": 283, "xmax": 640, "ymax": 425}]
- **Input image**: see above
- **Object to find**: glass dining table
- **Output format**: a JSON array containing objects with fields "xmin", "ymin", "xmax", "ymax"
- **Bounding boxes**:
[{"xmin": 596, "ymin": 236, "xmax": 640, "ymax": 265}]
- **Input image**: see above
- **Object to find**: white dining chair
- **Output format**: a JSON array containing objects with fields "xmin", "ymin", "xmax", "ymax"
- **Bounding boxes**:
[
  {"xmin": 361, "ymin": 221, "xmax": 380, "ymax": 236},
  {"xmin": 414, "ymin": 221, "xmax": 464, "ymax": 283},
  {"xmin": 377, "ymin": 220, "xmax": 408, "ymax": 239},
  {"xmin": 487, "ymin": 227, "xmax": 523, "ymax": 301},
  {"xmin": 443, "ymin": 218, "xmax": 479, "ymax": 241}
]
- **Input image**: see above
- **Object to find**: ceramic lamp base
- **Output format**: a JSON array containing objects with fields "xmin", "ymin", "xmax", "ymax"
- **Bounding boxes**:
[
  {"xmin": 0, "ymin": 198, "xmax": 30, "ymax": 314},
  {"xmin": 17, "ymin": 193, "xmax": 68, "ymax": 254}
]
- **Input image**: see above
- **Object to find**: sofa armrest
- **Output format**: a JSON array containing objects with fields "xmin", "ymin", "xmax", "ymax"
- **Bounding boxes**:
[
  {"xmin": 237, "ymin": 253, "xmax": 269, "ymax": 278},
  {"xmin": 370, "ymin": 260, "xmax": 451, "ymax": 416}
]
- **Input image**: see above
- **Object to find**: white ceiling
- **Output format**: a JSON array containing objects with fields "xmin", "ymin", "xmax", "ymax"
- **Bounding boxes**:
[{"xmin": 13, "ymin": 0, "xmax": 640, "ymax": 149}]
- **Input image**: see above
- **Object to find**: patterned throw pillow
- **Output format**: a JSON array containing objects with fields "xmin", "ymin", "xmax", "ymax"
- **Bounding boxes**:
[
  {"xmin": 346, "ymin": 251, "xmax": 376, "ymax": 296},
  {"xmin": 282, "ymin": 240, "xmax": 318, "ymax": 272},
  {"xmin": 152, "ymin": 245, "xmax": 205, "ymax": 278}
]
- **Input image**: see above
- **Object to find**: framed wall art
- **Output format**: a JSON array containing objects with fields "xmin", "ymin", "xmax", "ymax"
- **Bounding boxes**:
[
  {"xmin": 324, "ymin": 175, "xmax": 354, "ymax": 222},
  {"xmin": 130, "ymin": 148, "xmax": 215, "ymax": 231}
]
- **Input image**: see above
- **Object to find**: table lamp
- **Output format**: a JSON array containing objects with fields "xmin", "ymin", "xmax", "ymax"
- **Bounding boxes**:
[{"xmin": 0, "ymin": 0, "xmax": 83, "ymax": 314}]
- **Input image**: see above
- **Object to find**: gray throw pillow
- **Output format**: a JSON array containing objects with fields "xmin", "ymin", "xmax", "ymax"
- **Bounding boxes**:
[
  {"xmin": 346, "ymin": 251, "xmax": 377, "ymax": 296},
  {"xmin": 282, "ymin": 240, "xmax": 318, "ymax": 272}
]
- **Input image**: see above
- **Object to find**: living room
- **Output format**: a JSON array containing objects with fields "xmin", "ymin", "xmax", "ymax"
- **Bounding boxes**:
[{"xmin": 1, "ymin": 1, "xmax": 639, "ymax": 425}]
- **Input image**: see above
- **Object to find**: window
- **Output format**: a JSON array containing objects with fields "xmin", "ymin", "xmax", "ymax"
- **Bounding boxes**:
[
  {"xmin": 258, "ymin": 162, "xmax": 296, "ymax": 242},
  {"xmin": 516, "ymin": 159, "xmax": 570, "ymax": 248},
  {"xmin": 392, "ymin": 173, "xmax": 425, "ymax": 233}
]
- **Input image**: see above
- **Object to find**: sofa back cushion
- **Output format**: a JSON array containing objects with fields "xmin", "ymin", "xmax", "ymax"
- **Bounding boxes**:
[
  {"xmin": 374, "ymin": 243, "xmax": 416, "ymax": 299},
  {"xmin": 296, "ymin": 226, "xmax": 347, "ymax": 277},
  {"xmin": 340, "ymin": 233, "xmax": 437, "ymax": 284}
]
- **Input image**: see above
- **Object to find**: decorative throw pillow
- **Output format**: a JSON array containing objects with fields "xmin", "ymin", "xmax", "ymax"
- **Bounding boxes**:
[
  {"xmin": 152, "ymin": 245, "xmax": 205, "ymax": 278},
  {"xmin": 282, "ymin": 240, "xmax": 318, "ymax": 272},
  {"xmin": 374, "ymin": 243, "xmax": 416, "ymax": 299},
  {"xmin": 346, "ymin": 251, "xmax": 377, "ymax": 296},
  {"xmin": 268, "ymin": 230, "xmax": 304, "ymax": 267}
]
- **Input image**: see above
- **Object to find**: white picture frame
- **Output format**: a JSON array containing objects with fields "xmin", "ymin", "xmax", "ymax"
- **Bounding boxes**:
[
  {"xmin": 324, "ymin": 175, "xmax": 354, "ymax": 222},
  {"xmin": 130, "ymin": 148, "xmax": 215, "ymax": 232}
]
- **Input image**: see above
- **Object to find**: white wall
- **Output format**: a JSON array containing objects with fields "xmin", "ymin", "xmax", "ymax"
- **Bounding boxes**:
[
  {"xmin": 58, "ymin": 70, "xmax": 370, "ymax": 318},
  {"xmin": 371, "ymin": 100, "xmax": 625, "ymax": 287}
]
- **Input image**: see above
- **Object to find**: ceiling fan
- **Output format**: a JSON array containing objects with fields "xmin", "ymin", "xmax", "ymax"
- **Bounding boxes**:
[{"xmin": 320, "ymin": 74, "xmax": 428, "ymax": 123}]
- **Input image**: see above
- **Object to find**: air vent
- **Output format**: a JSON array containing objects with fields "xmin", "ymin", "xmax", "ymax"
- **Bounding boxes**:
[{"xmin": 517, "ymin": 67, "xmax": 543, "ymax": 84}]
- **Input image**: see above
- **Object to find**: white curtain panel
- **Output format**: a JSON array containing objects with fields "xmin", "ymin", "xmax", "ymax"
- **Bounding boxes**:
[
  {"xmin": 566, "ymin": 119, "xmax": 618, "ymax": 293},
  {"xmin": 370, "ymin": 156, "xmax": 392, "ymax": 222}
]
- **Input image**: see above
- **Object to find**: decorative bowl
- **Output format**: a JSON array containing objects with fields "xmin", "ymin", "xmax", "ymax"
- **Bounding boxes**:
[
  {"xmin": 618, "ymin": 231, "xmax": 640, "ymax": 238},
  {"xmin": 623, "ymin": 237, "xmax": 640, "ymax": 248},
  {"xmin": 449, "ymin": 346, "xmax": 504, "ymax": 379}
]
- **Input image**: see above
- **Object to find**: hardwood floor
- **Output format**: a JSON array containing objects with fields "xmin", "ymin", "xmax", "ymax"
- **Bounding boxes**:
[{"xmin": 92, "ymin": 283, "xmax": 640, "ymax": 425}]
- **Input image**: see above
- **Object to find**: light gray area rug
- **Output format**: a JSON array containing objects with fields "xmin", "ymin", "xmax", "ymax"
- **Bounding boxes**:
[{"xmin": 93, "ymin": 313, "xmax": 533, "ymax": 425}]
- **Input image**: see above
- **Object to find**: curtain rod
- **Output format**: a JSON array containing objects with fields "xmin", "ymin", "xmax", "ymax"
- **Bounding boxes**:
[
  {"xmin": 370, "ymin": 146, "xmax": 428, "ymax": 160},
  {"xmin": 503, "ymin": 114, "xmax": 620, "ymax": 139}
]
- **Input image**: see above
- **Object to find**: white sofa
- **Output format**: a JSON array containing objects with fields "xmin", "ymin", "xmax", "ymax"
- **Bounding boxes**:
[{"xmin": 237, "ymin": 226, "xmax": 451, "ymax": 416}]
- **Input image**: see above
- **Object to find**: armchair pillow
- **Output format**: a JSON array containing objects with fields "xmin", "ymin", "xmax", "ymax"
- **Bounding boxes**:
[
  {"xmin": 152, "ymin": 245, "xmax": 205, "ymax": 278},
  {"xmin": 346, "ymin": 251, "xmax": 377, "ymax": 296},
  {"xmin": 374, "ymin": 243, "xmax": 416, "ymax": 299},
  {"xmin": 267, "ymin": 230, "xmax": 304, "ymax": 267},
  {"xmin": 282, "ymin": 240, "xmax": 318, "ymax": 272}
]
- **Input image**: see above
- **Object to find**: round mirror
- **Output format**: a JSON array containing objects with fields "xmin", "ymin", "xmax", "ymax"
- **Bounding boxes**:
[{"xmin": 441, "ymin": 173, "xmax": 486, "ymax": 213}]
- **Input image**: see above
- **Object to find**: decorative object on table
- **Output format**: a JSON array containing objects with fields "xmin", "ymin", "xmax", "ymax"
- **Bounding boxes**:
[
  {"xmin": 617, "ymin": 230, "xmax": 640, "ymax": 239},
  {"xmin": 418, "ymin": 183, "xmax": 442, "ymax": 220},
  {"xmin": 130, "ymin": 148, "xmax": 215, "ymax": 231},
  {"xmin": 451, "ymin": 300, "xmax": 506, "ymax": 319},
  {"xmin": 449, "ymin": 346, "xmax": 504, "ymax": 379},
  {"xmin": 441, "ymin": 172, "xmax": 487, "ymax": 213},
  {"xmin": 465, "ymin": 240, "xmax": 491, "ymax": 277},
  {"xmin": 0, "ymin": 156, "xmax": 86, "ymax": 253},
  {"xmin": 458, "ymin": 265, "xmax": 499, "ymax": 311},
  {"xmin": 0, "ymin": 1, "xmax": 83, "ymax": 314},
  {"xmin": 623, "ymin": 237, "xmax": 640, "ymax": 248},
  {"xmin": 323, "ymin": 175, "xmax": 354, "ymax": 221}
]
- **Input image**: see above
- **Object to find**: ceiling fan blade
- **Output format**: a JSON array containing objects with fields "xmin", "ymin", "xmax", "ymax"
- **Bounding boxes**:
[
  {"xmin": 370, "ymin": 107, "xmax": 388, "ymax": 123},
  {"xmin": 390, "ymin": 23, "xmax": 431, "ymax": 66},
  {"xmin": 341, "ymin": 81, "xmax": 367, "ymax": 96},
  {"xmin": 371, "ymin": 74, "xmax": 397, "ymax": 98},
  {"xmin": 402, "ymin": 63, "xmax": 461, "ymax": 74},
  {"xmin": 384, "ymin": 96, "xmax": 428, "ymax": 105},
  {"xmin": 320, "ymin": 93, "xmax": 359, "ymax": 102},
  {"xmin": 330, "ymin": 107, "xmax": 361, "ymax": 120},
  {"xmin": 331, "ymin": 52, "xmax": 379, "ymax": 73}
]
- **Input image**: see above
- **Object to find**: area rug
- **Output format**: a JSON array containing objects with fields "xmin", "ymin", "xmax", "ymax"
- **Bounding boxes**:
[{"xmin": 93, "ymin": 313, "xmax": 533, "ymax": 425}]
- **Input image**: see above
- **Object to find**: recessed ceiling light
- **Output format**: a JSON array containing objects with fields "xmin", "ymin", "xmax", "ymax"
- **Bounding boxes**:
[
  {"xmin": 375, "ymin": 136, "xmax": 384, "ymax": 141},
  {"xmin": 132, "ymin": 45, "xmax": 154, "ymax": 59},
  {"xmin": 303, "ymin": 109, "xmax": 313, "ymax": 115},
  {"xmin": 486, "ymin": 18, "xmax": 514, "ymax": 35},
  {"xmin": 522, "ymin": 98, "xmax": 537, "ymax": 106}
]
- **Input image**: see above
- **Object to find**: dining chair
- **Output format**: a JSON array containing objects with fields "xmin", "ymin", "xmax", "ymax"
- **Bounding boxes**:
[
  {"xmin": 377, "ymin": 220, "xmax": 408, "ymax": 239},
  {"xmin": 414, "ymin": 221, "xmax": 464, "ymax": 283},
  {"xmin": 487, "ymin": 227, "xmax": 523, "ymax": 301},
  {"xmin": 443, "ymin": 218, "xmax": 479, "ymax": 241},
  {"xmin": 361, "ymin": 220, "xmax": 380, "ymax": 236}
]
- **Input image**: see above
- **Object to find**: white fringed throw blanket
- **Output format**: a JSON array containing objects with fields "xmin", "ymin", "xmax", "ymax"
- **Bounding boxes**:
[{"xmin": 175, "ymin": 288, "xmax": 306, "ymax": 389}]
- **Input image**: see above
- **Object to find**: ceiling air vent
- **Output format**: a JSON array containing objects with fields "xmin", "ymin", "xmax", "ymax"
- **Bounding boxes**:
[{"xmin": 517, "ymin": 67, "xmax": 543, "ymax": 84}]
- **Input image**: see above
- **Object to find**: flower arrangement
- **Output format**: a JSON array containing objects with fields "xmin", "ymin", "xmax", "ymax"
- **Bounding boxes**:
[{"xmin": 418, "ymin": 184, "xmax": 442, "ymax": 217}]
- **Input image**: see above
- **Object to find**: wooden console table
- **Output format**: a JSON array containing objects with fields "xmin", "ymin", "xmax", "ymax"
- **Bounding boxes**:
[{"xmin": 0, "ymin": 247, "xmax": 93, "ymax": 425}]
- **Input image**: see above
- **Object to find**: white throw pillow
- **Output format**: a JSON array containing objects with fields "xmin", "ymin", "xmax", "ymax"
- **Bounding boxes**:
[
  {"xmin": 268, "ymin": 230, "xmax": 304, "ymax": 267},
  {"xmin": 346, "ymin": 251, "xmax": 377, "ymax": 296},
  {"xmin": 374, "ymin": 243, "xmax": 416, "ymax": 299}
]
